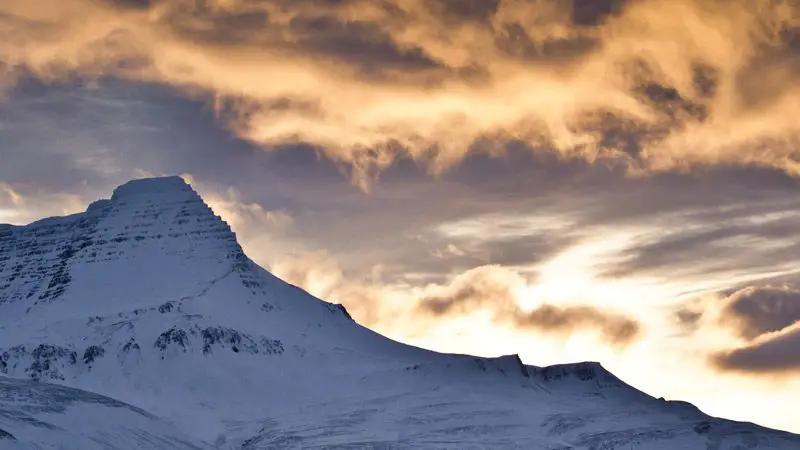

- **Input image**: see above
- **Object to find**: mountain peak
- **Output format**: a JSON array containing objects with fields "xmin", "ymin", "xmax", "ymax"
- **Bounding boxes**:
[
  {"xmin": 110, "ymin": 176, "xmax": 194, "ymax": 200},
  {"xmin": 0, "ymin": 176, "xmax": 243, "ymax": 318}
]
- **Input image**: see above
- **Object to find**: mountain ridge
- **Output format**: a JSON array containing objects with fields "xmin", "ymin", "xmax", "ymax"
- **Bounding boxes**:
[{"xmin": 1, "ymin": 176, "xmax": 797, "ymax": 449}]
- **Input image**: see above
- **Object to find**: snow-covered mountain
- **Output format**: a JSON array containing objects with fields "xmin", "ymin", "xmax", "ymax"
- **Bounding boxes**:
[{"xmin": 0, "ymin": 176, "xmax": 797, "ymax": 449}]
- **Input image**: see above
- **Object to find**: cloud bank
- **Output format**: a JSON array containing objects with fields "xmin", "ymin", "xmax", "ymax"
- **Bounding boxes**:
[
  {"xmin": 2, "ymin": 0, "xmax": 799, "ymax": 186},
  {"xmin": 709, "ymin": 285, "xmax": 800, "ymax": 375},
  {"xmin": 719, "ymin": 285, "xmax": 800, "ymax": 340},
  {"xmin": 713, "ymin": 323, "xmax": 800, "ymax": 375}
]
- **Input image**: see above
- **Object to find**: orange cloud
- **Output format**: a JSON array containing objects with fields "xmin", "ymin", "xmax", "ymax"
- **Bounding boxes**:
[{"xmin": 2, "ymin": 0, "xmax": 799, "ymax": 187}]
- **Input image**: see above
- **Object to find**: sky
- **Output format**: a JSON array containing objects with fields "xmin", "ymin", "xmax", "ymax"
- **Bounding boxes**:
[{"xmin": 1, "ymin": 0, "xmax": 799, "ymax": 434}]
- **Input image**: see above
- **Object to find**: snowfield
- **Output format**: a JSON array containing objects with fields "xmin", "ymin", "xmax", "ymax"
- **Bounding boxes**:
[
  {"xmin": 0, "ymin": 376, "xmax": 209, "ymax": 450},
  {"xmin": 0, "ymin": 176, "xmax": 797, "ymax": 449}
]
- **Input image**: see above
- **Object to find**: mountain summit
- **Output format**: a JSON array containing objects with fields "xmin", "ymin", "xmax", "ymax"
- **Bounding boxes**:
[{"xmin": 1, "ymin": 177, "xmax": 798, "ymax": 449}]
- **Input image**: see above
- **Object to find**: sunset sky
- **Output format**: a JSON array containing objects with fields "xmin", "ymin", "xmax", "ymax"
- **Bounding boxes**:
[{"xmin": 1, "ymin": 0, "xmax": 799, "ymax": 434}]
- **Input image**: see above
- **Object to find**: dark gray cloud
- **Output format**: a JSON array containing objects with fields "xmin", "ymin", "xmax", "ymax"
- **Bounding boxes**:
[
  {"xmin": 692, "ymin": 62, "xmax": 720, "ymax": 99},
  {"xmin": 636, "ymin": 82, "xmax": 709, "ymax": 123},
  {"xmin": 430, "ymin": 0, "xmax": 501, "ymax": 23},
  {"xmin": 712, "ymin": 326, "xmax": 800, "ymax": 375},
  {"xmin": 286, "ymin": 16, "xmax": 440, "ymax": 70},
  {"xmin": 166, "ymin": 6, "xmax": 273, "ymax": 46},
  {"xmin": 0, "ymin": 78, "xmax": 256, "ymax": 194},
  {"xmin": 606, "ymin": 223, "xmax": 794, "ymax": 278},
  {"xmin": 720, "ymin": 286, "xmax": 800, "ymax": 340},
  {"xmin": 106, "ymin": 0, "xmax": 152, "ymax": 9},
  {"xmin": 595, "ymin": 186, "xmax": 800, "ymax": 281},
  {"xmin": 494, "ymin": 23, "xmax": 599, "ymax": 62},
  {"xmin": 570, "ymin": 0, "xmax": 628, "ymax": 27}
]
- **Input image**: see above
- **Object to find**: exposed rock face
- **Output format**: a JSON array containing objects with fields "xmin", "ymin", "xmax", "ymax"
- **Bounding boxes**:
[{"xmin": 532, "ymin": 361, "xmax": 621, "ymax": 383}]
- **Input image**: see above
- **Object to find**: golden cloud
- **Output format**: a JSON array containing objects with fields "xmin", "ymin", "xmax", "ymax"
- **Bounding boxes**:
[
  {"xmin": 418, "ymin": 265, "xmax": 641, "ymax": 346},
  {"xmin": 2, "ymin": 0, "xmax": 799, "ymax": 187}
]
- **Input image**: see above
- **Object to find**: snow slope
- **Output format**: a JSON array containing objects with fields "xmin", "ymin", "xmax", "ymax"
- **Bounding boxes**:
[
  {"xmin": 0, "ymin": 176, "xmax": 798, "ymax": 449},
  {"xmin": 0, "ymin": 376, "xmax": 209, "ymax": 450}
]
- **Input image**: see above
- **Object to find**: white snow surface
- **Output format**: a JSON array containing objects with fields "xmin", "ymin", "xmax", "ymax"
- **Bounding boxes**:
[
  {"xmin": 0, "ymin": 376, "xmax": 209, "ymax": 449},
  {"xmin": 0, "ymin": 176, "xmax": 797, "ymax": 449}
]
